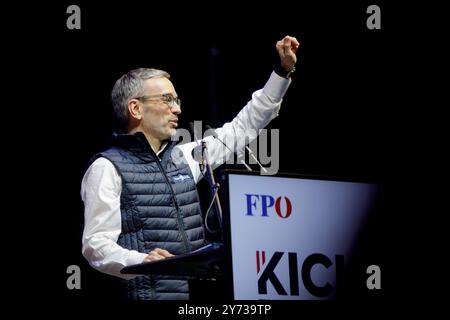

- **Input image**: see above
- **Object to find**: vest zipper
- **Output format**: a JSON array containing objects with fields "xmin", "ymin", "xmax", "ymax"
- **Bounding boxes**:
[{"xmin": 153, "ymin": 152, "xmax": 191, "ymax": 253}]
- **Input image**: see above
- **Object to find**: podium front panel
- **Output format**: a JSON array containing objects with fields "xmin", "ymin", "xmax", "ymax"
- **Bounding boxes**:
[{"xmin": 221, "ymin": 171, "xmax": 378, "ymax": 300}]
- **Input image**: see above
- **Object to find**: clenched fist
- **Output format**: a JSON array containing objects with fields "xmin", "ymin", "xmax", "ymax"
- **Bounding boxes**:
[{"xmin": 276, "ymin": 35, "xmax": 300, "ymax": 72}]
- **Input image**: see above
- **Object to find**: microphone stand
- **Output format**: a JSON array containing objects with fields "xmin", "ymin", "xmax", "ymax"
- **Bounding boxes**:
[
  {"xmin": 190, "ymin": 122, "xmax": 223, "ymax": 231},
  {"xmin": 200, "ymin": 139, "xmax": 223, "ymax": 229}
]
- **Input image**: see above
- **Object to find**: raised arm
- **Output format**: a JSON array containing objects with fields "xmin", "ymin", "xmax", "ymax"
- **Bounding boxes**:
[{"xmin": 178, "ymin": 36, "xmax": 300, "ymax": 182}]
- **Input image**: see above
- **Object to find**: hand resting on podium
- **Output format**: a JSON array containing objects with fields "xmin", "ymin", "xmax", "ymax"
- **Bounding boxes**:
[{"xmin": 143, "ymin": 248, "xmax": 174, "ymax": 262}]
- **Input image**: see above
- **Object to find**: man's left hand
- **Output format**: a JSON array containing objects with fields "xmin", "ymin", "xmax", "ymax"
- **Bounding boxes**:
[{"xmin": 276, "ymin": 35, "xmax": 300, "ymax": 72}]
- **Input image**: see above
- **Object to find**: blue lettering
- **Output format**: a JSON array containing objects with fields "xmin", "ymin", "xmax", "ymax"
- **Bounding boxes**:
[
  {"xmin": 245, "ymin": 194, "xmax": 260, "ymax": 216},
  {"xmin": 261, "ymin": 195, "xmax": 275, "ymax": 217}
]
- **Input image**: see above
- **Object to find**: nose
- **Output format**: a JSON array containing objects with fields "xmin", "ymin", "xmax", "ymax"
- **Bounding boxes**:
[{"xmin": 171, "ymin": 103, "xmax": 181, "ymax": 115}]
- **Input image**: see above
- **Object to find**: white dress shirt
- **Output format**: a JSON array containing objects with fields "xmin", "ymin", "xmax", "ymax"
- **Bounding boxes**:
[{"xmin": 81, "ymin": 72, "xmax": 291, "ymax": 279}]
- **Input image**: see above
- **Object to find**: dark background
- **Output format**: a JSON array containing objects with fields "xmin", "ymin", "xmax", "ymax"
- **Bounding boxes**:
[{"xmin": 10, "ymin": 0, "xmax": 408, "ymax": 314}]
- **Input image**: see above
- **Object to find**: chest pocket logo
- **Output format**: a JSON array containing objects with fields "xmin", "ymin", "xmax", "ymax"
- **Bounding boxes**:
[{"xmin": 173, "ymin": 174, "xmax": 192, "ymax": 183}]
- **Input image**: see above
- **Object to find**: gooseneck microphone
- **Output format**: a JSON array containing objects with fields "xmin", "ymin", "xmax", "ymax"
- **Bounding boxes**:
[
  {"xmin": 189, "ymin": 122, "xmax": 203, "ymax": 172},
  {"xmin": 205, "ymin": 124, "xmax": 267, "ymax": 173},
  {"xmin": 189, "ymin": 122, "xmax": 222, "ymax": 232}
]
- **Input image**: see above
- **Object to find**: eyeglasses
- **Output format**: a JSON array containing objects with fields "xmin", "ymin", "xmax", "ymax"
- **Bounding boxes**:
[{"xmin": 135, "ymin": 93, "xmax": 181, "ymax": 108}]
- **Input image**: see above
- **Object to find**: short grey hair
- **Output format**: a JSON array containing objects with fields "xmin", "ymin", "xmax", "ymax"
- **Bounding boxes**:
[{"xmin": 111, "ymin": 68, "xmax": 171, "ymax": 128}]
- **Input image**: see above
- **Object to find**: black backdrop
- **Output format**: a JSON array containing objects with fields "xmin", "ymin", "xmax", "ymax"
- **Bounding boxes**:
[{"xmin": 11, "ymin": 0, "xmax": 404, "ymax": 314}]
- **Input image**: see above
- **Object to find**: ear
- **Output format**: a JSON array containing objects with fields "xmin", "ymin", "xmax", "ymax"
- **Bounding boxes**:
[{"xmin": 128, "ymin": 99, "xmax": 143, "ymax": 120}]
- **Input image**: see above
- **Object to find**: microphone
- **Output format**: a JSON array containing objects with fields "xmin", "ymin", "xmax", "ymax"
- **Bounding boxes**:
[
  {"xmin": 205, "ymin": 125, "xmax": 268, "ymax": 173},
  {"xmin": 189, "ymin": 122, "xmax": 205, "ymax": 172},
  {"xmin": 190, "ymin": 144, "xmax": 205, "ymax": 164},
  {"xmin": 204, "ymin": 125, "xmax": 252, "ymax": 172}
]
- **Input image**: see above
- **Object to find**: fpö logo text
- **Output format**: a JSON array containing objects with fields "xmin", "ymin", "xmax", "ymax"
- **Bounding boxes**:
[
  {"xmin": 256, "ymin": 251, "xmax": 344, "ymax": 299},
  {"xmin": 245, "ymin": 194, "xmax": 292, "ymax": 218}
]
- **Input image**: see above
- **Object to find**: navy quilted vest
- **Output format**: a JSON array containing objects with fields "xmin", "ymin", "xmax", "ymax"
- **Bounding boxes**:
[{"xmin": 92, "ymin": 132, "xmax": 205, "ymax": 300}]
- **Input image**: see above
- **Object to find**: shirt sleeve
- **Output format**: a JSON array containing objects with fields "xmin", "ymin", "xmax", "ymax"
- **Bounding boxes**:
[
  {"xmin": 81, "ymin": 157, "xmax": 147, "ymax": 280},
  {"xmin": 176, "ymin": 71, "xmax": 291, "ymax": 183}
]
